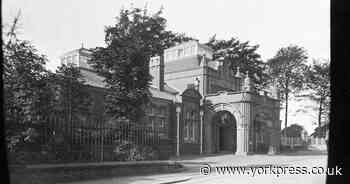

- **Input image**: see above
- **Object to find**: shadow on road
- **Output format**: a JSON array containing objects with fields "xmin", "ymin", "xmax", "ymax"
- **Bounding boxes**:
[
  {"xmin": 170, "ymin": 151, "xmax": 233, "ymax": 160},
  {"xmin": 277, "ymin": 149, "xmax": 328, "ymax": 156}
]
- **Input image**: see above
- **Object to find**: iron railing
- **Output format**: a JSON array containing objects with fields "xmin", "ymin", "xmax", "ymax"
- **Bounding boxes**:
[{"xmin": 9, "ymin": 113, "xmax": 166, "ymax": 163}]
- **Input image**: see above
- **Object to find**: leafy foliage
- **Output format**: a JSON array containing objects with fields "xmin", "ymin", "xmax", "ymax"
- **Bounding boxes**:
[
  {"xmin": 50, "ymin": 64, "xmax": 93, "ymax": 116},
  {"xmin": 267, "ymin": 45, "xmax": 308, "ymax": 129},
  {"xmin": 89, "ymin": 7, "xmax": 194, "ymax": 122},
  {"xmin": 302, "ymin": 60, "xmax": 330, "ymax": 126},
  {"xmin": 3, "ymin": 14, "xmax": 92, "ymax": 161},
  {"xmin": 3, "ymin": 14, "xmax": 51, "ymax": 152},
  {"xmin": 113, "ymin": 141, "xmax": 159, "ymax": 161},
  {"xmin": 205, "ymin": 35, "xmax": 269, "ymax": 90},
  {"xmin": 312, "ymin": 123, "xmax": 329, "ymax": 138},
  {"xmin": 268, "ymin": 45, "xmax": 308, "ymax": 97},
  {"xmin": 281, "ymin": 124, "xmax": 305, "ymax": 137}
]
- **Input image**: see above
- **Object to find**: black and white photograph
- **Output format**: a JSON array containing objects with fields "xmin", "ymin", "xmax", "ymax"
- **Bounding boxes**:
[{"xmin": 3, "ymin": 0, "xmax": 334, "ymax": 183}]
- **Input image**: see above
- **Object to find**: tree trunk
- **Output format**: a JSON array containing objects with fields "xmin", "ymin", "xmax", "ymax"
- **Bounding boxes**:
[
  {"xmin": 318, "ymin": 98, "xmax": 323, "ymax": 128},
  {"xmin": 284, "ymin": 91, "xmax": 289, "ymax": 137}
]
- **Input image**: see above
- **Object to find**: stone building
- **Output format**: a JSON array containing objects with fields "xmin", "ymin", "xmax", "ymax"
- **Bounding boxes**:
[{"xmin": 60, "ymin": 41, "xmax": 281, "ymax": 156}]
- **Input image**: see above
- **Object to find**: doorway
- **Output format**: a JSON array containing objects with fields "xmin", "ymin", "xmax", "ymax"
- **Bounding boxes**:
[
  {"xmin": 213, "ymin": 111, "xmax": 237, "ymax": 153},
  {"xmin": 219, "ymin": 126, "xmax": 235, "ymax": 151}
]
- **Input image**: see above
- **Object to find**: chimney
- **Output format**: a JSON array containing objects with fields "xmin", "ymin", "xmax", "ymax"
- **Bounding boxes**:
[{"xmin": 149, "ymin": 55, "xmax": 164, "ymax": 91}]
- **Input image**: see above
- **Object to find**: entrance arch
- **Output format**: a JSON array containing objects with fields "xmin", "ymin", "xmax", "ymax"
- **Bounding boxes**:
[{"xmin": 212, "ymin": 110, "xmax": 237, "ymax": 153}]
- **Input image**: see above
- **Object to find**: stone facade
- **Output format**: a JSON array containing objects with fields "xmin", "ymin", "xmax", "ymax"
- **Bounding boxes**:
[{"xmin": 61, "ymin": 41, "xmax": 281, "ymax": 156}]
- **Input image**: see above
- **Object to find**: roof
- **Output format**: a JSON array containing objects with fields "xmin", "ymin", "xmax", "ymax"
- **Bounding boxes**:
[
  {"xmin": 80, "ymin": 68, "xmax": 177, "ymax": 101},
  {"xmin": 164, "ymin": 40, "xmax": 213, "ymax": 53},
  {"xmin": 163, "ymin": 83, "xmax": 179, "ymax": 94},
  {"xmin": 149, "ymin": 86, "xmax": 177, "ymax": 101},
  {"xmin": 80, "ymin": 69, "xmax": 107, "ymax": 88},
  {"xmin": 60, "ymin": 47, "xmax": 92, "ymax": 59},
  {"xmin": 198, "ymin": 43, "xmax": 214, "ymax": 52}
]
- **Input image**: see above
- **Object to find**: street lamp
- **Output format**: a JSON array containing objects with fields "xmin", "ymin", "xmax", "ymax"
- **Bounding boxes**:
[
  {"xmin": 199, "ymin": 109, "xmax": 204, "ymax": 154},
  {"xmin": 176, "ymin": 105, "xmax": 181, "ymax": 157}
]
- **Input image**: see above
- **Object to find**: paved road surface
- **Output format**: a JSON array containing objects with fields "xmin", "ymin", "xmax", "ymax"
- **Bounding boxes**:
[
  {"xmin": 62, "ymin": 151, "xmax": 328, "ymax": 184},
  {"xmin": 181, "ymin": 155, "xmax": 327, "ymax": 184}
]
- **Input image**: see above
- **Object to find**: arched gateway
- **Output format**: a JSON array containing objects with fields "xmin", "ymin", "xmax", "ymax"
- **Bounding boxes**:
[
  {"xmin": 203, "ymin": 88, "xmax": 281, "ymax": 155},
  {"xmin": 211, "ymin": 111, "xmax": 237, "ymax": 153}
]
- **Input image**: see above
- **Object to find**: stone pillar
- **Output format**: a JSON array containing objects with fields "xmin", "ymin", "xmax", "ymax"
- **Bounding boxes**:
[
  {"xmin": 236, "ymin": 72, "xmax": 254, "ymax": 155},
  {"xmin": 201, "ymin": 54, "xmax": 208, "ymax": 96},
  {"xmin": 200, "ymin": 109, "xmax": 204, "ymax": 154},
  {"xmin": 268, "ymin": 128, "xmax": 278, "ymax": 155},
  {"xmin": 236, "ymin": 101, "xmax": 251, "ymax": 155},
  {"xmin": 274, "ymin": 102, "xmax": 282, "ymax": 153},
  {"xmin": 235, "ymin": 67, "xmax": 242, "ymax": 91}
]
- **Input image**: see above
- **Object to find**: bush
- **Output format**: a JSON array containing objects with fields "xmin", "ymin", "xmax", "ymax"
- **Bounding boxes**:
[{"xmin": 113, "ymin": 141, "xmax": 159, "ymax": 161}]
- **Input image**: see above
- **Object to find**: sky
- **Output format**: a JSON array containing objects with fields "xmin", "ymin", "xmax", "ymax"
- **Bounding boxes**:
[{"xmin": 2, "ymin": 0, "xmax": 330, "ymax": 133}]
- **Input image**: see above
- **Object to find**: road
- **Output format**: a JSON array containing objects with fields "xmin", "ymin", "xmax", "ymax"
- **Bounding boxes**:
[
  {"xmin": 62, "ymin": 150, "xmax": 329, "ymax": 184},
  {"xmin": 181, "ymin": 155, "xmax": 327, "ymax": 184}
]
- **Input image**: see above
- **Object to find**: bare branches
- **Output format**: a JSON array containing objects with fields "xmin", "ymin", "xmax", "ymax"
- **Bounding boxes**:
[{"xmin": 5, "ymin": 10, "xmax": 22, "ymax": 46}]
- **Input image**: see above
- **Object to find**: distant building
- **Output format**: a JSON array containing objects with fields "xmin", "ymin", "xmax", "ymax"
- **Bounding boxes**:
[
  {"xmin": 60, "ymin": 41, "xmax": 281, "ymax": 156},
  {"xmin": 60, "ymin": 47, "xmax": 93, "ymax": 70}
]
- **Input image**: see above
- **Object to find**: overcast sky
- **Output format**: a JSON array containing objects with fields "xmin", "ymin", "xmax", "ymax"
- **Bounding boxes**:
[{"xmin": 3, "ymin": 0, "xmax": 329, "ymax": 133}]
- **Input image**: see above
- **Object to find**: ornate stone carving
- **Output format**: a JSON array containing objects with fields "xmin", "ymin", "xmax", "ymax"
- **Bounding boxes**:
[
  {"xmin": 194, "ymin": 77, "xmax": 200, "ymax": 91},
  {"xmin": 243, "ymin": 71, "xmax": 254, "ymax": 92}
]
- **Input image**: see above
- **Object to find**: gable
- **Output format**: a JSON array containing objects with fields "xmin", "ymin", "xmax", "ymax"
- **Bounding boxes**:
[{"xmin": 181, "ymin": 88, "xmax": 202, "ymax": 100}]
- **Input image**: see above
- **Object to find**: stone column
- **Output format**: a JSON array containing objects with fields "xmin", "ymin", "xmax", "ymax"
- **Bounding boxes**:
[
  {"xmin": 200, "ymin": 110, "xmax": 204, "ymax": 154},
  {"xmin": 268, "ymin": 127, "xmax": 277, "ymax": 155},
  {"xmin": 275, "ymin": 120, "xmax": 281, "ymax": 153},
  {"xmin": 236, "ymin": 101, "xmax": 251, "ymax": 155},
  {"xmin": 201, "ymin": 54, "xmax": 208, "ymax": 96}
]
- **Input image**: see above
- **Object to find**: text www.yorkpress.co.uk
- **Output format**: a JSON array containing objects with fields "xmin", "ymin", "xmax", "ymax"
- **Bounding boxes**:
[{"xmin": 200, "ymin": 164, "xmax": 342, "ymax": 177}]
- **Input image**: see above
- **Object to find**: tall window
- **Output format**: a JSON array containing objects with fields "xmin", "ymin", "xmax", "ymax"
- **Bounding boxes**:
[
  {"xmin": 146, "ymin": 105, "xmax": 169, "ymax": 138},
  {"xmin": 177, "ymin": 48, "xmax": 184, "ymax": 58},
  {"xmin": 184, "ymin": 110, "xmax": 199, "ymax": 143}
]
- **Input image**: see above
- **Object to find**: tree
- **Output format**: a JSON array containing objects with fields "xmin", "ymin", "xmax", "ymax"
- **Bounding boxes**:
[
  {"xmin": 302, "ymin": 60, "xmax": 330, "ymax": 127},
  {"xmin": 3, "ymin": 13, "xmax": 91, "ymax": 157},
  {"xmin": 267, "ymin": 45, "xmax": 308, "ymax": 134},
  {"xmin": 205, "ymin": 35, "xmax": 269, "ymax": 90},
  {"xmin": 312, "ymin": 123, "xmax": 329, "ymax": 138},
  {"xmin": 3, "ymin": 13, "xmax": 51, "ymax": 152},
  {"xmin": 50, "ymin": 63, "xmax": 93, "ymax": 118},
  {"xmin": 281, "ymin": 124, "xmax": 305, "ymax": 137},
  {"xmin": 89, "ymin": 7, "xmax": 194, "ymax": 122}
]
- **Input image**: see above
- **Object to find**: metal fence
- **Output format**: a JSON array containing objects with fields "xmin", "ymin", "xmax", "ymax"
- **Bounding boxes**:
[
  {"xmin": 281, "ymin": 136, "xmax": 305, "ymax": 147},
  {"xmin": 11, "ymin": 113, "xmax": 165, "ymax": 163},
  {"xmin": 309, "ymin": 137, "xmax": 327, "ymax": 145}
]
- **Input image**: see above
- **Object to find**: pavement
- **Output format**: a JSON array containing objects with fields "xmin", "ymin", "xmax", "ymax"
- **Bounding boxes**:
[{"xmin": 61, "ymin": 149, "xmax": 328, "ymax": 184}]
